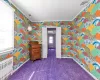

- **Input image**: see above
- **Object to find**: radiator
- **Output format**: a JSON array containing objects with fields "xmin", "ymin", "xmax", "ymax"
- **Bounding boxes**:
[{"xmin": 0, "ymin": 57, "xmax": 13, "ymax": 80}]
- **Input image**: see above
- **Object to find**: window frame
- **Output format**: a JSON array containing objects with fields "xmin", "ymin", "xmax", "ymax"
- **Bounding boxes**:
[{"xmin": 0, "ymin": 0, "xmax": 15, "ymax": 56}]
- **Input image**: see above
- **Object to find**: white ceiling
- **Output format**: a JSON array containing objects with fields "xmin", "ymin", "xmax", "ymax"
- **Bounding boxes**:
[{"xmin": 10, "ymin": 0, "xmax": 91, "ymax": 22}]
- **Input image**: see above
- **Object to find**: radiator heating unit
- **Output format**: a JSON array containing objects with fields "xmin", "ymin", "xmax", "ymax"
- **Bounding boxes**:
[{"xmin": 0, "ymin": 57, "xmax": 13, "ymax": 80}]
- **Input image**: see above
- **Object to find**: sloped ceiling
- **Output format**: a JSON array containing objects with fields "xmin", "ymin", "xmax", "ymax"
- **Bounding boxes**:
[{"xmin": 10, "ymin": 0, "xmax": 91, "ymax": 22}]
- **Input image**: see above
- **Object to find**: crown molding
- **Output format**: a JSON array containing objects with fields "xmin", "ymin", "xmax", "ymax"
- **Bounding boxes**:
[
  {"xmin": 8, "ymin": 0, "xmax": 93, "ymax": 22},
  {"xmin": 8, "ymin": 0, "xmax": 32, "ymax": 22}
]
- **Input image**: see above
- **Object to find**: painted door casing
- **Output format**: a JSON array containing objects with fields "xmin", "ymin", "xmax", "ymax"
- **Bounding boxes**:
[
  {"xmin": 42, "ymin": 26, "xmax": 61, "ymax": 58},
  {"xmin": 42, "ymin": 27, "xmax": 48, "ymax": 58}
]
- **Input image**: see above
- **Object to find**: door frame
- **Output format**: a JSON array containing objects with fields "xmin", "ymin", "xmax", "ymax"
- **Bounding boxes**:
[{"xmin": 42, "ymin": 26, "xmax": 61, "ymax": 58}]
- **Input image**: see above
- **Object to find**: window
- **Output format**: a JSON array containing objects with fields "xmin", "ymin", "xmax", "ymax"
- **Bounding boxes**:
[
  {"xmin": 0, "ymin": 1, "xmax": 14, "ymax": 55},
  {"xmin": 49, "ymin": 36, "xmax": 53, "ymax": 44}
]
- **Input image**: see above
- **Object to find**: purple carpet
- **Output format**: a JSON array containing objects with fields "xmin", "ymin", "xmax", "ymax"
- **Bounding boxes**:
[{"xmin": 8, "ymin": 49, "xmax": 94, "ymax": 80}]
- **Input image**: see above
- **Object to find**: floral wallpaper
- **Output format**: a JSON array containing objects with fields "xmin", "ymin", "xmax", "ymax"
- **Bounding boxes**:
[
  {"xmin": 0, "ymin": 0, "xmax": 33, "ymax": 70},
  {"xmin": 69, "ymin": 0, "xmax": 100, "ymax": 79},
  {"xmin": 30, "ymin": 21, "xmax": 73, "ymax": 57}
]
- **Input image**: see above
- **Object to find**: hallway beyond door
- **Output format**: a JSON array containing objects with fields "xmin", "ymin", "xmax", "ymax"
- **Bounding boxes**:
[{"xmin": 48, "ymin": 49, "xmax": 56, "ymax": 58}]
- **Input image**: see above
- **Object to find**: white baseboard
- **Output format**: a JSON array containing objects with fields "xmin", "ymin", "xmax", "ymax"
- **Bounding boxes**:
[
  {"xmin": 61, "ymin": 56, "xmax": 72, "ymax": 58},
  {"xmin": 12, "ymin": 59, "xmax": 30, "ymax": 74},
  {"xmin": 73, "ymin": 58, "xmax": 98, "ymax": 80},
  {"xmin": 11, "ymin": 56, "xmax": 98, "ymax": 80}
]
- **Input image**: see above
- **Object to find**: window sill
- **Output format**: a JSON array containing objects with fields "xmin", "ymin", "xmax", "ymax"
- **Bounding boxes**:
[{"xmin": 0, "ymin": 47, "xmax": 14, "ymax": 56}]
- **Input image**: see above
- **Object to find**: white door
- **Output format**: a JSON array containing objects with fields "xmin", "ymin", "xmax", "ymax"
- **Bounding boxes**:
[
  {"xmin": 56, "ymin": 27, "xmax": 61, "ymax": 58},
  {"xmin": 42, "ymin": 27, "xmax": 48, "ymax": 58}
]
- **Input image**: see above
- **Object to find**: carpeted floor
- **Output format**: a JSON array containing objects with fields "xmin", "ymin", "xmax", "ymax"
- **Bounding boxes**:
[{"xmin": 8, "ymin": 49, "xmax": 94, "ymax": 80}]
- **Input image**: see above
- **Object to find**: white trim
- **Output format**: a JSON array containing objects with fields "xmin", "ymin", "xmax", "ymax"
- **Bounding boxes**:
[
  {"xmin": 61, "ymin": 56, "xmax": 72, "ymax": 58},
  {"xmin": 61, "ymin": 57, "xmax": 98, "ymax": 80},
  {"xmin": 8, "ymin": 0, "xmax": 32, "ymax": 22},
  {"xmin": 73, "ymin": 58, "xmax": 98, "ymax": 80},
  {"xmin": 30, "ymin": 0, "xmax": 92, "ymax": 22},
  {"xmin": 47, "ymin": 26, "xmax": 61, "ymax": 58},
  {"xmin": 56, "ymin": 27, "xmax": 61, "ymax": 58},
  {"xmin": 42, "ymin": 27, "xmax": 48, "ymax": 58},
  {"xmin": 45, "ymin": 26, "xmax": 57, "ymax": 28},
  {"xmin": 8, "ymin": 0, "xmax": 93, "ymax": 22},
  {"xmin": 12, "ymin": 59, "xmax": 30, "ymax": 74},
  {"xmin": 8, "ymin": 0, "xmax": 73, "ymax": 22},
  {"xmin": 12, "ymin": 9, "xmax": 15, "ymax": 54},
  {"xmin": 72, "ymin": 0, "xmax": 93, "ymax": 21},
  {"xmin": 31, "ymin": 20, "xmax": 72, "ymax": 23},
  {"xmin": 42, "ymin": 26, "xmax": 62, "ymax": 58},
  {"xmin": 0, "ymin": 0, "xmax": 15, "ymax": 12},
  {"xmin": 0, "ymin": 48, "xmax": 14, "ymax": 56}
]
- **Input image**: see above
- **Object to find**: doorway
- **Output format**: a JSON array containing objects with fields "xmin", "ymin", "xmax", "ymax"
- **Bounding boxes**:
[
  {"xmin": 47, "ymin": 28, "xmax": 56, "ymax": 58},
  {"xmin": 42, "ymin": 26, "xmax": 61, "ymax": 58}
]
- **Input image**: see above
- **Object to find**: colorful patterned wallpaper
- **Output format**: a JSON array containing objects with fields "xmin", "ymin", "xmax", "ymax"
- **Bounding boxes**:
[
  {"xmin": 0, "ymin": 0, "xmax": 32, "ymax": 70},
  {"xmin": 68, "ymin": 0, "xmax": 100, "ymax": 79},
  {"xmin": 30, "ymin": 0, "xmax": 100, "ymax": 79},
  {"xmin": 0, "ymin": 0, "xmax": 100, "ymax": 79},
  {"xmin": 30, "ymin": 21, "xmax": 73, "ymax": 57}
]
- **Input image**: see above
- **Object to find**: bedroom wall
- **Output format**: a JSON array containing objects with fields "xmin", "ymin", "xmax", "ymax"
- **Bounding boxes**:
[
  {"xmin": 0, "ymin": 0, "xmax": 73, "ymax": 70},
  {"xmin": 0, "ymin": 0, "xmax": 32, "ymax": 70},
  {"xmin": 30, "ymin": 22, "xmax": 73, "ymax": 57},
  {"xmin": 70, "ymin": 0, "xmax": 100, "ymax": 79},
  {"xmin": 1, "ymin": 0, "xmax": 99, "ymax": 79}
]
